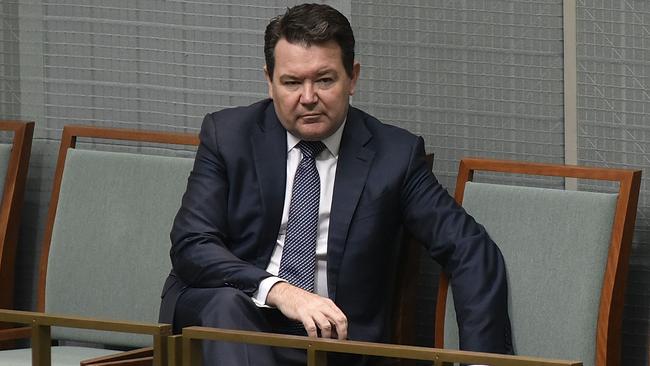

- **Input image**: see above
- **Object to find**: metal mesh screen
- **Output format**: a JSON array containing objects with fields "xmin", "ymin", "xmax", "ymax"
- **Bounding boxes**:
[
  {"xmin": 40, "ymin": 0, "xmax": 275, "ymax": 132},
  {"xmin": 0, "ymin": 1, "xmax": 20, "ymax": 119},
  {"xmin": 352, "ymin": 1, "xmax": 565, "ymax": 190},
  {"xmin": 352, "ymin": 0, "xmax": 566, "ymax": 346},
  {"xmin": 577, "ymin": 1, "xmax": 650, "ymax": 364}
]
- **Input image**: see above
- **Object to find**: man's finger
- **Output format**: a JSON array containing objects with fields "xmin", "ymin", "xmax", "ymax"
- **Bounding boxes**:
[
  {"xmin": 302, "ymin": 318, "xmax": 319, "ymax": 338},
  {"xmin": 332, "ymin": 317, "xmax": 347, "ymax": 339},
  {"xmin": 324, "ymin": 306, "xmax": 348, "ymax": 339},
  {"xmin": 313, "ymin": 314, "xmax": 333, "ymax": 339}
]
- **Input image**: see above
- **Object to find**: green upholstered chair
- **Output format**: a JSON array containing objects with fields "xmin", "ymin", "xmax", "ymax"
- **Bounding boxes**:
[
  {"xmin": 0, "ymin": 121, "xmax": 33, "ymax": 318},
  {"xmin": 434, "ymin": 158, "xmax": 641, "ymax": 366},
  {"xmin": 0, "ymin": 125, "xmax": 198, "ymax": 366}
]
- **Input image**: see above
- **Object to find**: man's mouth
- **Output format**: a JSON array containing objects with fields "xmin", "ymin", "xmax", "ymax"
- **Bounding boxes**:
[{"xmin": 300, "ymin": 113, "xmax": 322, "ymax": 122}]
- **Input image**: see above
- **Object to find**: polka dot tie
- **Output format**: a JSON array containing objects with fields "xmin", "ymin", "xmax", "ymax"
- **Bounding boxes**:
[{"xmin": 278, "ymin": 140, "xmax": 326, "ymax": 292}]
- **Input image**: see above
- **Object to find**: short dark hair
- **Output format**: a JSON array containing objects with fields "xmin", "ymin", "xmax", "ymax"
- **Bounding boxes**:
[{"xmin": 264, "ymin": 3, "xmax": 355, "ymax": 80}]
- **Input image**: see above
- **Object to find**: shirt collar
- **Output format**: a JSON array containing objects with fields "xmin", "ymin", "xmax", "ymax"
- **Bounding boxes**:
[{"xmin": 286, "ymin": 118, "xmax": 346, "ymax": 158}]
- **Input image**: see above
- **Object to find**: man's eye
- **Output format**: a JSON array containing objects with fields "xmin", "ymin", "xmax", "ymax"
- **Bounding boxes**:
[
  {"xmin": 283, "ymin": 81, "xmax": 300, "ymax": 86},
  {"xmin": 317, "ymin": 78, "xmax": 333, "ymax": 84}
]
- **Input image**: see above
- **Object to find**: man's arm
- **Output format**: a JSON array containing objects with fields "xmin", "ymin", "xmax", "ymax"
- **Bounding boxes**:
[
  {"xmin": 401, "ymin": 137, "xmax": 511, "ymax": 354},
  {"xmin": 169, "ymin": 113, "xmax": 272, "ymax": 294}
]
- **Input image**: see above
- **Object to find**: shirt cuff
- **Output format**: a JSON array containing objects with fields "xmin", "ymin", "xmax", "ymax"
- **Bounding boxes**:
[{"xmin": 252, "ymin": 276, "xmax": 285, "ymax": 307}]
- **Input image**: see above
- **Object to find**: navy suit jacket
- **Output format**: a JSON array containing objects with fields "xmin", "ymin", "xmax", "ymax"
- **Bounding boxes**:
[{"xmin": 159, "ymin": 99, "xmax": 511, "ymax": 352}]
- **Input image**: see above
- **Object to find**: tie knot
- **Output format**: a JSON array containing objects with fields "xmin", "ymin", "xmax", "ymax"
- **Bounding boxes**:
[{"xmin": 297, "ymin": 140, "xmax": 326, "ymax": 159}]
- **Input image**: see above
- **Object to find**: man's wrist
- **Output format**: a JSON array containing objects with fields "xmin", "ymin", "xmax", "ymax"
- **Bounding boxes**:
[{"xmin": 252, "ymin": 276, "xmax": 285, "ymax": 307}]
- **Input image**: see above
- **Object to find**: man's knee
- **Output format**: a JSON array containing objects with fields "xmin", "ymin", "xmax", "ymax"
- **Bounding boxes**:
[
  {"xmin": 201, "ymin": 286, "xmax": 252, "ymax": 306},
  {"xmin": 176, "ymin": 286, "xmax": 265, "ymax": 330},
  {"xmin": 200, "ymin": 287, "xmax": 258, "ymax": 319}
]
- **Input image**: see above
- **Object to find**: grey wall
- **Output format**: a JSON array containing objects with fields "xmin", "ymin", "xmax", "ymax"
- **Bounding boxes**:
[{"xmin": 0, "ymin": 0, "xmax": 648, "ymax": 364}]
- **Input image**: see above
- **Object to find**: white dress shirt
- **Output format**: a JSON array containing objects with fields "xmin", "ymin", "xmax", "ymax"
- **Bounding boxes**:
[{"xmin": 252, "ymin": 121, "xmax": 345, "ymax": 306}]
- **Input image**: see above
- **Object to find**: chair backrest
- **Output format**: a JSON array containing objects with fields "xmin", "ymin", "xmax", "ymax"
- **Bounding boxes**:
[
  {"xmin": 0, "ymin": 121, "xmax": 34, "ymax": 312},
  {"xmin": 434, "ymin": 158, "xmax": 641, "ymax": 366},
  {"xmin": 36, "ymin": 125, "xmax": 198, "ymax": 348}
]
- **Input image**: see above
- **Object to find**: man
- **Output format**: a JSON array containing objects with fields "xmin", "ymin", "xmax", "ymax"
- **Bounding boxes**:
[{"xmin": 159, "ymin": 3, "xmax": 511, "ymax": 365}]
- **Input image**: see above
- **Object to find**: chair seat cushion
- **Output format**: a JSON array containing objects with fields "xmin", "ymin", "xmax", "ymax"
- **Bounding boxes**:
[{"xmin": 0, "ymin": 346, "xmax": 119, "ymax": 366}]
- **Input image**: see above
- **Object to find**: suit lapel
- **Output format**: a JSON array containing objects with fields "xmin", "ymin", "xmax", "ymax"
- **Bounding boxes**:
[
  {"xmin": 251, "ymin": 103, "xmax": 287, "ymax": 267},
  {"xmin": 327, "ymin": 108, "xmax": 374, "ymax": 300}
]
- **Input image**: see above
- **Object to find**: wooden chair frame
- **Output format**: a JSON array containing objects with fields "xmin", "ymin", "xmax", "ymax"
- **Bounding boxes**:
[
  {"xmin": 180, "ymin": 326, "xmax": 582, "ymax": 366},
  {"xmin": 434, "ymin": 158, "xmax": 642, "ymax": 366},
  {"xmin": 37, "ymin": 125, "xmax": 199, "ymax": 312},
  {"xmin": 0, "ymin": 125, "xmax": 198, "ymax": 365},
  {"xmin": 0, "ymin": 121, "xmax": 34, "ymax": 313}
]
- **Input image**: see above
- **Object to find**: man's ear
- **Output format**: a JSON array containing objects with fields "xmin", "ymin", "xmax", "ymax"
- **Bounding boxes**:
[
  {"xmin": 349, "ymin": 62, "xmax": 361, "ymax": 96},
  {"xmin": 263, "ymin": 65, "xmax": 273, "ymax": 99}
]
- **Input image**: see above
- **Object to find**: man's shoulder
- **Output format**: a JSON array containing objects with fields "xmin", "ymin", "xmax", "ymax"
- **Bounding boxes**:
[
  {"xmin": 206, "ymin": 99, "xmax": 274, "ymax": 128},
  {"xmin": 349, "ymin": 105, "xmax": 419, "ymax": 143},
  {"xmin": 198, "ymin": 99, "xmax": 277, "ymax": 150}
]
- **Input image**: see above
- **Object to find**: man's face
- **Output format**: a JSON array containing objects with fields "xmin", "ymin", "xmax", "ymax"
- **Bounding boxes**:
[{"xmin": 265, "ymin": 38, "xmax": 360, "ymax": 141}]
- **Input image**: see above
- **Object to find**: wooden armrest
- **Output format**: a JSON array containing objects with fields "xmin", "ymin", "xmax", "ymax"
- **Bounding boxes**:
[
  {"xmin": 0, "ymin": 325, "xmax": 31, "ymax": 341},
  {"xmin": 0, "ymin": 309, "xmax": 170, "ymax": 366},
  {"xmin": 0, "ymin": 309, "xmax": 171, "ymax": 336},
  {"xmin": 81, "ymin": 356, "xmax": 152, "ymax": 366},
  {"xmin": 182, "ymin": 327, "xmax": 583, "ymax": 366},
  {"xmin": 167, "ymin": 335, "xmax": 182, "ymax": 366},
  {"xmin": 81, "ymin": 347, "xmax": 153, "ymax": 366}
]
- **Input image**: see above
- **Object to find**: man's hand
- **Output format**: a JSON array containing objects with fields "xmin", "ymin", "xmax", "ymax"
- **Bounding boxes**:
[{"xmin": 266, "ymin": 282, "xmax": 348, "ymax": 340}]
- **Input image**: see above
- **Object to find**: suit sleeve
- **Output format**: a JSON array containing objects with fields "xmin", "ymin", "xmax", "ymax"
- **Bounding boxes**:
[
  {"xmin": 400, "ymin": 137, "xmax": 512, "ymax": 354},
  {"xmin": 169, "ymin": 114, "xmax": 272, "ymax": 294}
]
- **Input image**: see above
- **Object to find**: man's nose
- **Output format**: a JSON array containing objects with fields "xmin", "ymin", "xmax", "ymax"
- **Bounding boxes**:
[{"xmin": 300, "ymin": 83, "xmax": 318, "ymax": 105}]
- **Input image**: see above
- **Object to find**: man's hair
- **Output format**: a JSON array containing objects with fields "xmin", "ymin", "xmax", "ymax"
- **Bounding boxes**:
[{"xmin": 264, "ymin": 3, "xmax": 355, "ymax": 80}]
